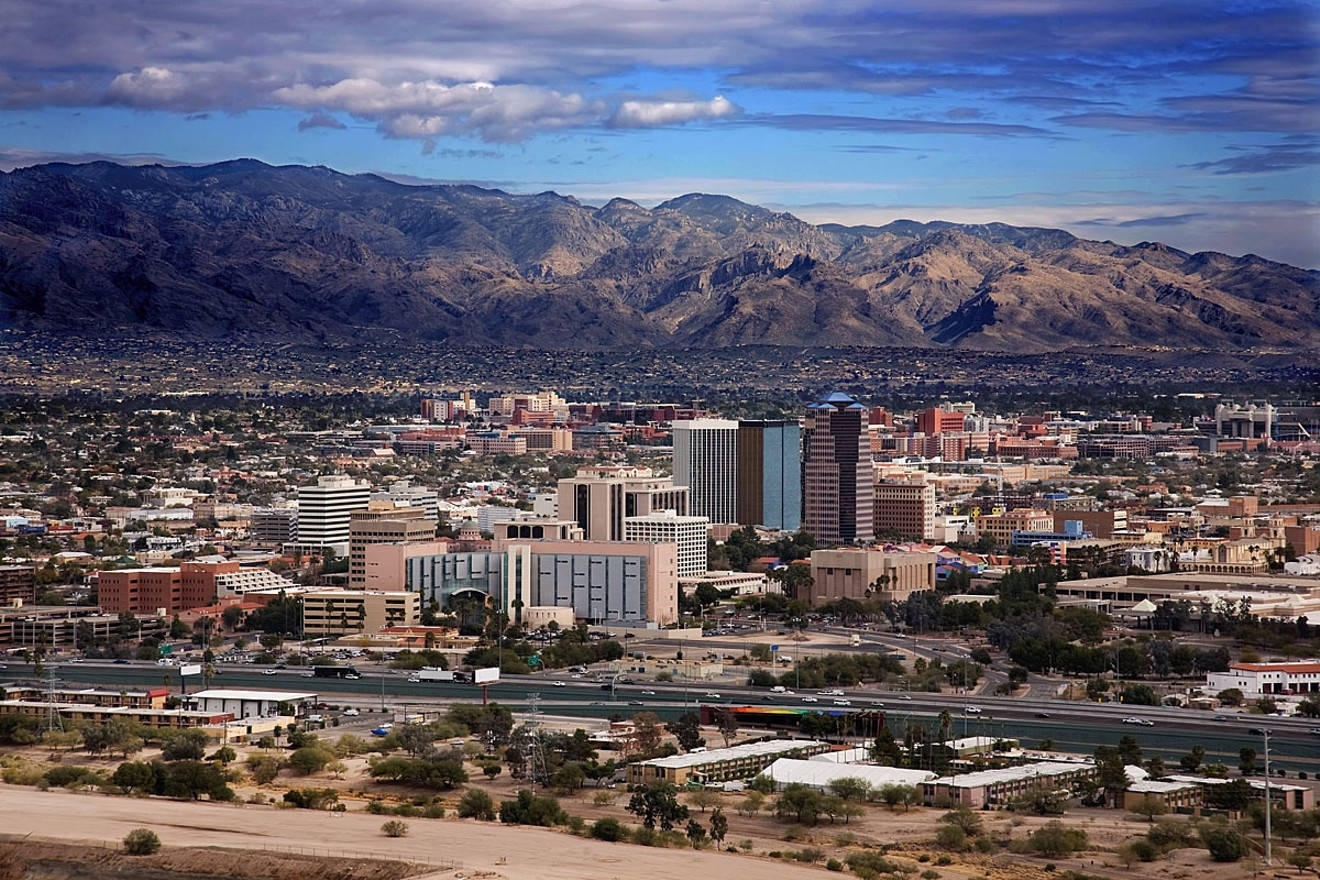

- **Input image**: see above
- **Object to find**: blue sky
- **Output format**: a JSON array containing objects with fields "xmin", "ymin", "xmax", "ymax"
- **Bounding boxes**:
[{"xmin": 1, "ymin": 1, "xmax": 1317, "ymax": 265}]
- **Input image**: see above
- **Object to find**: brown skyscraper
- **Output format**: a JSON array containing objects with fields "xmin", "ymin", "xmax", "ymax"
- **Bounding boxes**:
[{"xmin": 803, "ymin": 392, "xmax": 873, "ymax": 544}]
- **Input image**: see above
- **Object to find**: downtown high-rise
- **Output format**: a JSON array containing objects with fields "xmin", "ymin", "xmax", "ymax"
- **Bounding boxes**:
[
  {"xmin": 736, "ymin": 420, "xmax": 801, "ymax": 531},
  {"xmin": 803, "ymin": 392, "xmax": 873, "ymax": 544},
  {"xmin": 672, "ymin": 419, "xmax": 739, "ymax": 524}
]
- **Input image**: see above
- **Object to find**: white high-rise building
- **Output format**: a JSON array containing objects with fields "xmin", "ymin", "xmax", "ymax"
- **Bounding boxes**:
[
  {"xmin": 624, "ymin": 510, "xmax": 710, "ymax": 578},
  {"xmin": 379, "ymin": 480, "xmax": 440, "ymax": 521},
  {"xmin": 672, "ymin": 419, "xmax": 738, "ymax": 524},
  {"xmin": 293, "ymin": 475, "xmax": 371, "ymax": 555}
]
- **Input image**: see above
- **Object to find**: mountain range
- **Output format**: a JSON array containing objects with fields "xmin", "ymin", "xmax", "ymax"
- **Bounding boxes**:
[{"xmin": 1, "ymin": 159, "xmax": 1317, "ymax": 351}]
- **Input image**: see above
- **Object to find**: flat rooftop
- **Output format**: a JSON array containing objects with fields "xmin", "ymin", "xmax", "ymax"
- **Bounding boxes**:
[
  {"xmin": 188, "ymin": 689, "xmax": 317, "ymax": 701},
  {"xmin": 638, "ymin": 739, "xmax": 825, "ymax": 770},
  {"xmin": 937, "ymin": 761, "xmax": 1091, "ymax": 789}
]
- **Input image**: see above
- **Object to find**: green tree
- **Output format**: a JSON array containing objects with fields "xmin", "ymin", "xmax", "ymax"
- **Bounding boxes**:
[
  {"xmin": 1131, "ymin": 795, "xmax": 1169, "ymax": 823},
  {"xmin": 667, "ymin": 712, "xmax": 706, "ymax": 752},
  {"xmin": 628, "ymin": 781, "xmax": 689, "ymax": 830},
  {"xmin": 457, "ymin": 788, "xmax": 497, "ymax": 820},
  {"xmin": 709, "ymin": 807, "xmax": 728, "ymax": 849}
]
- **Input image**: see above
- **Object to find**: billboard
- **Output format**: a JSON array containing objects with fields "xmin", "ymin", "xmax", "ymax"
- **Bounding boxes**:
[
  {"xmin": 179, "ymin": 664, "xmax": 203, "ymax": 677},
  {"xmin": 474, "ymin": 667, "xmax": 501, "ymax": 685}
]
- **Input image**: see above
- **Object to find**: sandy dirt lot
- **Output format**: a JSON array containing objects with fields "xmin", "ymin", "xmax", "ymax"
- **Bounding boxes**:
[{"xmin": 0, "ymin": 785, "xmax": 835, "ymax": 880}]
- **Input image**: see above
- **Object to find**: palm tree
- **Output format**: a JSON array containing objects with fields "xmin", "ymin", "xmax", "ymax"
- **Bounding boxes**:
[{"xmin": 938, "ymin": 710, "xmax": 952, "ymax": 744}]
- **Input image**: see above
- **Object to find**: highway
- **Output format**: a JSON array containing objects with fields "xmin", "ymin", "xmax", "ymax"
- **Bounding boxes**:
[{"xmin": 12, "ymin": 659, "xmax": 1320, "ymax": 772}]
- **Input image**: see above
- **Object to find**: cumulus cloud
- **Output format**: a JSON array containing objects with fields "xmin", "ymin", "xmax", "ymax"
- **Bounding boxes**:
[
  {"xmin": 609, "ymin": 95, "xmax": 738, "ymax": 127},
  {"xmin": 275, "ymin": 79, "xmax": 601, "ymax": 142}
]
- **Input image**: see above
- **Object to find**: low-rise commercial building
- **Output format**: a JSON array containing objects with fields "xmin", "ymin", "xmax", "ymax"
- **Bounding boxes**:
[
  {"xmin": 185, "ymin": 689, "xmax": 318, "ymax": 720},
  {"xmin": 807, "ymin": 548, "xmax": 936, "ymax": 605},
  {"xmin": 1206, "ymin": 660, "xmax": 1320, "ymax": 696},
  {"xmin": 301, "ymin": 589, "xmax": 420, "ymax": 637}
]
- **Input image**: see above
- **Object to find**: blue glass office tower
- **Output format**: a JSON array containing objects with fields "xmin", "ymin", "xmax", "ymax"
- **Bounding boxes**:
[{"xmin": 737, "ymin": 420, "xmax": 801, "ymax": 531}]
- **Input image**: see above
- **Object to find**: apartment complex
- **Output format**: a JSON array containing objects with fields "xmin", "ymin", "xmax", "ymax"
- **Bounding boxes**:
[
  {"xmin": 347, "ymin": 503, "xmax": 435, "ymax": 587},
  {"xmin": 623, "ymin": 509, "xmax": 710, "ymax": 578},
  {"xmin": 294, "ymin": 474, "xmax": 371, "ymax": 554},
  {"xmin": 672, "ymin": 419, "xmax": 739, "ymax": 524},
  {"xmin": 628, "ymin": 739, "xmax": 829, "ymax": 785},
  {"xmin": 803, "ymin": 392, "xmax": 874, "ymax": 544},
  {"xmin": 97, "ymin": 561, "xmax": 238, "ymax": 614},
  {"xmin": 807, "ymin": 547, "xmax": 937, "ymax": 604},
  {"xmin": 556, "ymin": 465, "xmax": 689, "ymax": 542},
  {"xmin": 873, "ymin": 481, "xmax": 936, "ymax": 541},
  {"xmin": 301, "ymin": 589, "xmax": 420, "ymax": 637},
  {"xmin": 736, "ymin": 419, "xmax": 801, "ymax": 531}
]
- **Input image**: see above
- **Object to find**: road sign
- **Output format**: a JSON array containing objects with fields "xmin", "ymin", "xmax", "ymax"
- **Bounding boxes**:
[
  {"xmin": 179, "ymin": 664, "xmax": 202, "ymax": 677},
  {"xmin": 474, "ymin": 666, "xmax": 500, "ymax": 685},
  {"xmin": 158, "ymin": 644, "xmax": 173, "ymax": 656},
  {"xmin": 771, "ymin": 645, "xmax": 780, "ymax": 652}
]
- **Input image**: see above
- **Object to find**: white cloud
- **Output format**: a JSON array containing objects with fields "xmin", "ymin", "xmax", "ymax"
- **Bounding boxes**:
[
  {"xmin": 274, "ymin": 78, "xmax": 602, "ymax": 141},
  {"xmin": 106, "ymin": 66, "xmax": 188, "ymax": 107},
  {"xmin": 610, "ymin": 95, "xmax": 738, "ymax": 127}
]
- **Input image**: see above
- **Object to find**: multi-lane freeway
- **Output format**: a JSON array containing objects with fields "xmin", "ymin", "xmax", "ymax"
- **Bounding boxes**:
[{"xmin": 11, "ymin": 659, "xmax": 1320, "ymax": 772}]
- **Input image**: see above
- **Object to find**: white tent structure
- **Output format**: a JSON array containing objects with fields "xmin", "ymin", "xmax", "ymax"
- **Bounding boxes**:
[{"xmin": 760, "ymin": 758, "xmax": 935, "ymax": 792}]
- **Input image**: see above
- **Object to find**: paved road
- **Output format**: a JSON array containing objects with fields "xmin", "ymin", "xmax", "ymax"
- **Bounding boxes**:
[{"xmin": 16, "ymin": 660, "xmax": 1320, "ymax": 771}]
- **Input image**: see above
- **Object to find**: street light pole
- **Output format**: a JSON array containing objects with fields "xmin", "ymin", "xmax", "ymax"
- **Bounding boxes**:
[
  {"xmin": 1262, "ymin": 728, "xmax": 1272, "ymax": 866},
  {"xmin": 1250, "ymin": 726, "xmax": 1272, "ymax": 866}
]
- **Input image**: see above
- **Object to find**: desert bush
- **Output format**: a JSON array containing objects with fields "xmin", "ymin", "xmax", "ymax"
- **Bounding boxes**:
[
  {"xmin": 381, "ymin": 820, "xmax": 409, "ymax": 838},
  {"xmin": 123, "ymin": 829, "xmax": 161, "ymax": 855},
  {"xmin": 591, "ymin": 817, "xmax": 626, "ymax": 841}
]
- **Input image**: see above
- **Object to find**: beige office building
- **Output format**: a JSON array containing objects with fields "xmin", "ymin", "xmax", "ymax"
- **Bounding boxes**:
[
  {"xmin": 556, "ymin": 465, "xmax": 689, "ymax": 542},
  {"xmin": 873, "ymin": 480, "xmax": 936, "ymax": 541},
  {"xmin": 974, "ymin": 508, "xmax": 1053, "ymax": 546},
  {"xmin": 301, "ymin": 589, "xmax": 420, "ymax": 637},
  {"xmin": 348, "ymin": 503, "xmax": 436, "ymax": 588},
  {"xmin": 807, "ymin": 548, "xmax": 936, "ymax": 605}
]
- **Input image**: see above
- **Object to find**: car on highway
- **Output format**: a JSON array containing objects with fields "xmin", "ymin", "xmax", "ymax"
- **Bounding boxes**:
[
  {"xmin": 590, "ymin": 701, "xmax": 607, "ymax": 706},
  {"xmin": 818, "ymin": 689, "xmax": 844, "ymax": 697},
  {"xmin": 263, "ymin": 669, "xmax": 278, "ymax": 676},
  {"xmin": 1308, "ymin": 727, "xmax": 1320, "ymax": 736},
  {"xmin": 1122, "ymin": 717, "xmax": 1155, "ymax": 726},
  {"xmin": 407, "ymin": 676, "xmax": 421, "ymax": 683},
  {"xmin": 898, "ymin": 694, "xmax": 912, "ymax": 700},
  {"xmin": 628, "ymin": 700, "xmax": 644, "ymax": 706},
  {"xmin": 552, "ymin": 681, "xmax": 566, "ymax": 687},
  {"xmin": 704, "ymin": 692, "xmax": 722, "ymax": 699},
  {"xmin": 801, "ymin": 696, "xmax": 818, "ymax": 703},
  {"xmin": 113, "ymin": 658, "xmax": 128, "ymax": 664},
  {"xmin": 300, "ymin": 671, "xmax": 315, "ymax": 678},
  {"xmin": 641, "ymin": 690, "xmax": 656, "ymax": 695},
  {"xmin": 1213, "ymin": 714, "xmax": 1230, "ymax": 721},
  {"xmin": 964, "ymin": 705, "xmax": 983, "ymax": 714},
  {"xmin": 833, "ymin": 699, "xmax": 851, "ymax": 706},
  {"xmin": 1035, "ymin": 712, "xmax": 1051, "ymax": 718}
]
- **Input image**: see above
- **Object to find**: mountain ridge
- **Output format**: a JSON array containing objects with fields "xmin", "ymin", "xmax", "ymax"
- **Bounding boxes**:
[{"xmin": 1, "ymin": 159, "xmax": 1316, "ymax": 351}]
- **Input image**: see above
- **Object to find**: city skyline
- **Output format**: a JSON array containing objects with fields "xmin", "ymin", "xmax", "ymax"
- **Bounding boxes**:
[{"xmin": 0, "ymin": 2, "xmax": 1316, "ymax": 266}]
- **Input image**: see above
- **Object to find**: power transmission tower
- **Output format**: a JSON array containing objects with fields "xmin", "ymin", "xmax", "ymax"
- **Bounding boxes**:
[
  {"xmin": 521, "ymin": 693, "xmax": 550, "ymax": 789},
  {"xmin": 43, "ymin": 664, "xmax": 63, "ymax": 732}
]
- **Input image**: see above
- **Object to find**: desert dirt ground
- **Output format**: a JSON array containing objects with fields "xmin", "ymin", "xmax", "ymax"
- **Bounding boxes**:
[{"xmin": 0, "ymin": 784, "xmax": 840, "ymax": 880}]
